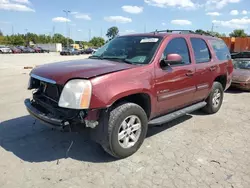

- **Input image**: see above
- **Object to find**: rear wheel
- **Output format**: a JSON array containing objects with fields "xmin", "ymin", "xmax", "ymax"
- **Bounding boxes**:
[
  {"xmin": 202, "ymin": 82, "xmax": 224, "ymax": 114},
  {"xmin": 101, "ymin": 103, "xmax": 148, "ymax": 159}
]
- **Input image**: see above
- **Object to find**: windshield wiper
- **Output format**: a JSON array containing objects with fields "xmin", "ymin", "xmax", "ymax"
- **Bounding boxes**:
[
  {"xmin": 101, "ymin": 57, "xmax": 134, "ymax": 64},
  {"xmin": 89, "ymin": 55, "xmax": 103, "ymax": 59}
]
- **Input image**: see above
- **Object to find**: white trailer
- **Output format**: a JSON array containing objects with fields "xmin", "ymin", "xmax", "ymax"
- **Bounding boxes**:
[{"xmin": 36, "ymin": 43, "xmax": 62, "ymax": 52}]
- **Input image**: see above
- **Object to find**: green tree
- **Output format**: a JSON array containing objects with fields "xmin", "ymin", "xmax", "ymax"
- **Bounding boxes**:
[
  {"xmin": 106, "ymin": 26, "xmax": 119, "ymax": 39},
  {"xmin": 89, "ymin": 37, "xmax": 105, "ymax": 47},
  {"xmin": 195, "ymin": 29, "xmax": 226, "ymax": 37},
  {"xmin": 10, "ymin": 35, "xmax": 25, "ymax": 45},
  {"xmin": 229, "ymin": 29, "xmax": 247, "ymax": 37}
]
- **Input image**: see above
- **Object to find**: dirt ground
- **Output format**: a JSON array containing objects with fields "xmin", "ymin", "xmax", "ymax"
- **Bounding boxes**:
[{"xmin": 0, "ymin": 53, "xmax": 250, "ymax": 188}]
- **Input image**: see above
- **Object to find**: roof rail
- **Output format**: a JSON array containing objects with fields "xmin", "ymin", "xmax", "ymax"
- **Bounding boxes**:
[
  {"xmin": 150, "ymin": 29, "xmax": 215, "ymax": 37},
  {"xmin": 150, "ymin": 29, "xmax": 195, "ymax": 34}
]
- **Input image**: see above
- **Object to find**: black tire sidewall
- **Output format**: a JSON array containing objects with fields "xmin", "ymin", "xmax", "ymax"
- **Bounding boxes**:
[
  {"xmin": 109, "ymin": 104, "xmax": 148, "ymax": 158},
  {"xmin": 207, "ymin": 82, "xmax": 224, "ymax": 113}
]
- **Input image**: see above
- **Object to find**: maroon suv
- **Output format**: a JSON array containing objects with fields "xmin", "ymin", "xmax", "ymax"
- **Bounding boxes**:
[{"xmin": 25, "ymin": 30, "xmax": 233, "ymax": 158}]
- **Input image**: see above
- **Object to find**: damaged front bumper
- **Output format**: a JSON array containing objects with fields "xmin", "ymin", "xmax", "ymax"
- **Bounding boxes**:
[
  {"xmin": 24, "ymin": 98, "xmax": 101, "ymax": 131},
  {"xmin": 24, "ymin": 98, "xmax": 73, "ymax": 130}
]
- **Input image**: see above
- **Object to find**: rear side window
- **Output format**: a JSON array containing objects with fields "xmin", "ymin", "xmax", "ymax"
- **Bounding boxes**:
[
  {"xmin": 209, "ymin": 39, "xmax": 231, "ymax": 61},
  {"xmin": 190, "ymin": 38, "xmax": 211, "ymax": 63}
]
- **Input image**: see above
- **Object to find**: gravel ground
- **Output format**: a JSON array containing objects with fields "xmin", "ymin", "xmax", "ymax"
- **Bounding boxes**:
[{"xmin": 0, "ymin": 53, "xmax": 250, "ymax": 188}]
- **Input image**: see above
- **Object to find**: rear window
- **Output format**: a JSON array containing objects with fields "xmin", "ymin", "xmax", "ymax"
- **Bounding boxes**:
[
  {"xmin": 209, "ymin": 39, "xmax": 231, "ymax": 61},
  {"xmin": 190, "ymin": 38, "xmax": 211, "ymax": 63}
]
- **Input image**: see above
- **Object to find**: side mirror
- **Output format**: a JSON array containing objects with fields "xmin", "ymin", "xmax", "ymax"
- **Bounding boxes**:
[{"xmin": 160, "ymin": 54, "xmax": 183, "ymax": 68}]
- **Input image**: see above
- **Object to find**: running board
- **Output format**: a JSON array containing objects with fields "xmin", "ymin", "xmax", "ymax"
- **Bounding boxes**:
[{"xmin": 148, "ymin": 102, "xmax": 207, "ymax": 125}]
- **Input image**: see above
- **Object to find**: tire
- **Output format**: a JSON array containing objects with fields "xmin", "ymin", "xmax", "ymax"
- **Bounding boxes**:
[
  {"xmin": 101, "ymin": 103, "xmax": 148, "ymax": 159},
  {"xmin": 202, "ymin": 82, "xmax": 224, "ymax": 114}
]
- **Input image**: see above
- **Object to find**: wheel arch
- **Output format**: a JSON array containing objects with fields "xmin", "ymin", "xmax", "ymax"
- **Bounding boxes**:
[
  {"xmin": 214, "ymin": 74, "xmax": 227, "ymax": 90},
  {"xmin": 110, "ymin": 92, "xmax": 152, "ymax": 119}
]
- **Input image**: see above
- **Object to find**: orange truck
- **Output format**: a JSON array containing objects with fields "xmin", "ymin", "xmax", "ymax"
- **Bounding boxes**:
[{"xmin": 220, "ymin": 37, "xmax": 250, "ymax": 53}]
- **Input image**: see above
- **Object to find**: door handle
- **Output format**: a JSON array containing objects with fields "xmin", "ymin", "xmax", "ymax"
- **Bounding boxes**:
[
  {"xmin": 186, "ymin": 71, "xmax": 194, "ymax": 77},
  {"xmin": 210, "ymin": 65, "xmax": 217, "ymax": 71}
]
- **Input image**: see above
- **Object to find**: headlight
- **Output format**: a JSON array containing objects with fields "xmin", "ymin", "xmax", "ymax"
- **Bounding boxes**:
[{"xmin": 58, "ymin": 79, "xmax": 92, "ymax": 109}]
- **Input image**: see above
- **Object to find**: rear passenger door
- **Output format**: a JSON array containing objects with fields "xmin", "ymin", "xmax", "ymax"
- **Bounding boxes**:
[{"xmin": 190, "ymin": 38, "xmax": 215, "ymax": 101}]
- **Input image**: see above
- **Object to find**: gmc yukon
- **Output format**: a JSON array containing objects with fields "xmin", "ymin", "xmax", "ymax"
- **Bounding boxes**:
[{"xmin": 25, "ymin": 30, "xmax": 233, "ymax": 158}]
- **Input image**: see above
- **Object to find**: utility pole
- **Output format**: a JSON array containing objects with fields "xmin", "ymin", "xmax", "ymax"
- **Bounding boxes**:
[
  {"xmin": 11, "ymin": 25, "xmax": 14, "ymax": 35},
  {"xmin": 89, "ymin": 29, "xmax": 91, "ymax": 41},
  {"xmin": 63, "ymin": 10, "xmax": 71, "ymax": 48},
  {"xmin": 211, "ymin": 23, "xmax": 214, "ymax": 32}
]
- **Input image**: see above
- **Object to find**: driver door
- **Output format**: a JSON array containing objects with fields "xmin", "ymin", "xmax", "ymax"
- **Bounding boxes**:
[{"xmin": 154, "ymin": 37, "xmax": 196, "ymax": 116}]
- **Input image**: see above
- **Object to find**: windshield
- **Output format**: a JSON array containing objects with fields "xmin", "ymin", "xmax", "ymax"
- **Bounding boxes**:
[
  {"xmin": 91, "ymin": 35, "xmax": 163, "ymax": 64},
  {"xmin": 233, "ymin": 60, "xmax": 250, "ymax": 69}
]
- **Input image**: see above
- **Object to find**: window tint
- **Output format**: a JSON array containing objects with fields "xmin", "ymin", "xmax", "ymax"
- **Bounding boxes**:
[
  {"xmin": 163, "ymin": 38, "xmax": 190, "ymax": 65},
  {"xmin": 191, "ymin": 38, "xmax": 211, "ymax": 63},
  {"xmin": 209, "ymin": 39, "xmax": 231, "ymax": 61}
]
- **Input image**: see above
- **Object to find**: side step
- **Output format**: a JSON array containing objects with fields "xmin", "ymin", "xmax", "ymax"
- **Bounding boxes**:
[{"xmin": 148, "ymin": 102, "xmax": 207, "ymax": 126}]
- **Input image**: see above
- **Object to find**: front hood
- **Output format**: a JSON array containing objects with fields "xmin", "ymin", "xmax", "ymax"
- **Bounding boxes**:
[
  {"xmin": 232, "ymin": 69, "xmax": 250, "ymax": 82},
  {"xmin": 31, "ymin": 58, "xmax": 136, "ymax": 85}
]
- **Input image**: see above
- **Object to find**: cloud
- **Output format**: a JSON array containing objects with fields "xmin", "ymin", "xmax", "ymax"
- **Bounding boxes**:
[
  {"xmin": 206, "ymin": 12, "xmax": 221, "ymax": 16},
  {"xmin": 52, "ymin": 17, "xmax": 71, "ymax": 23},
  {"xmin": 120, "ymin": 30, "xmax": 136, "ymax": 35},
  {"xmin": 213, "ymin": 17, "xmax": 250, "ymax": 29},
  {"xmin": 125, "ymin": 30, "xmax": 136, "ymax": 33},
  {"xmin": 206, "ymin": 0, "xmax": 241, "ymax": 10},
  {"xmin": 242, "ymin": 10, "xmax": 248, "ymax": 15},
  {"xmin": 70, "ymin": 12, "xmax": 91, "ymax": 20},
  {"xmin": 162, "ymin": 22, "xmax": 166, "ymax": 26},
  {"xmin": 0, "ymin": 21, "xmax": 11, "ymax": 24},
  {"xmin": 75, "ymin": 14, "xmax": 91, "ymax": 20},
  {"xmin": 104, "ymin": 16, "xmax": 132, "ymax": 23},
  {"xmin": 122, "ymin": 5, "xmax": 143, "ymax": 14},
  {"xmin": 11, "ymin": 0, "xmax": 30, "ymax": 4},
  {"xmin": 230, "ymin": 10, "xmax": 239, "ymax": 15},
  {"xmin": 144, "ymin": 0, "xmax": 199, "ymax": 9},
  {"xmin": 0, "ymin": 0, "xmax": 34, "ymax": 11},
  {"xmin": 171, "ymin": 19, "xmax": 192, "ymax": 25}
]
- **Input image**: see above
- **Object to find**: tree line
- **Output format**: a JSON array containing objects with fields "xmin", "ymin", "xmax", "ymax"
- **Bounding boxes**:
[
  {"xmin": 0, "ymin": 27, "xmax": 249, "ymax": 48},
  {"xmin": 0, "ymin": 31, "xmax": 106, "ymax": 48}
]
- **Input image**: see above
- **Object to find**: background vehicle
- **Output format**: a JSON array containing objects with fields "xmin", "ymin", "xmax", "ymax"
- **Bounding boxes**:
[
  {"xmin": 0, "ymin": 46, "xmax": 12, "ymax": 54},
  {"xmin": 25, "ymin": 47, "xmax": 36, "ymax": 53},
  {"xmin": 60, "ymin": 48, "xmax": 80, "ymax": 55},
  {"xmin": 16, "ymin": 46, "xmax": 29, "ymax": 53},
  {"xmin": 231, "ymin": 52, "xmax": 250, "ymax": 91},
  {"xmin": 25, "ymin": 30, "xmax": 233, "ymax": 159},
  {"xmin": 84, "ymin": 48, "xmax": 95, "ymax": 54},
  {"xmin": 32, "ymin": 47, "xmax": 42, "ymax": 53},
  {"xmin": 9, "ymin": 46, "xmax": 22, "ymax": 53},
  {"xmin": 37, "ymin": 47, "xmax": 50, "ymax": 53}
]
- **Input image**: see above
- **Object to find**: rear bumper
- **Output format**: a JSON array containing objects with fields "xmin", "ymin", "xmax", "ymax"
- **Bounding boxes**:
[{"xmin": 24, "ymin": 98, "xmax": 67, "ymax": 130}]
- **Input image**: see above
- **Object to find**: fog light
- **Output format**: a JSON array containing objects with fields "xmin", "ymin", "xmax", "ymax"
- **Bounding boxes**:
[{"xmin": 85, "ymin": 120, "xmax": 98, "ymax": 129}]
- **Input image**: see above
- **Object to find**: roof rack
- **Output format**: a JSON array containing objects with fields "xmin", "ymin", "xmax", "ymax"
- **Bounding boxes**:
[
  {"xmin": 150, "ymin": 29, "xmax": 195, "ymax": 34},
  {"xmin": 150, "ymin": 29, "xmax": 215, "ymax": 37}
]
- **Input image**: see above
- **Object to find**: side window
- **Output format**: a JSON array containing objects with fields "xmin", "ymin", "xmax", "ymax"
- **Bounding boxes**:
[
  {"xmin": 209, "ymin": 39, "xmax": 231, "ymax": 61},
  {"xmin": 190, "ymin": 38, "xmax": 211, "ymax": 63},
  {"xmin": 163, "ymin": 38, "xmax": 191, "ymax": 65}
]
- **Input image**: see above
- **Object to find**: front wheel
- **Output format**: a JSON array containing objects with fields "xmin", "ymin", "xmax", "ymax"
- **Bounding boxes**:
[
  {"xmin": 101, "ymin": 103, "xmax": 148, "ymax": 159},
  {"xmin": 202, "ymin": 82, "xmax": 224, "ymax": 114}
]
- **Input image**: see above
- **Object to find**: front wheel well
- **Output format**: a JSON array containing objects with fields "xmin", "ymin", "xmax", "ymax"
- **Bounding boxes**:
[
  {"xmin": 214, "ymin": 75, "xmax": 227, "ymax": 90},
  {"xmin": 112, "ymin": 93, "xmax": 151, "ymax": 119}
]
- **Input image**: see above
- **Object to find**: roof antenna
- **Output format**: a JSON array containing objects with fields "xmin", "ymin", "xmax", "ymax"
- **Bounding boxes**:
[{"xmin": 154, "ymin": 29, "xmax": 158, "ymax": 35}]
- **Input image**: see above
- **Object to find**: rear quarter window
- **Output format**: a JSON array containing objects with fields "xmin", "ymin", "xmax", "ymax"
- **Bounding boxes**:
[{"xmin": 208, "ymin": 39, "xmax": 231, "ymax": 61}]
